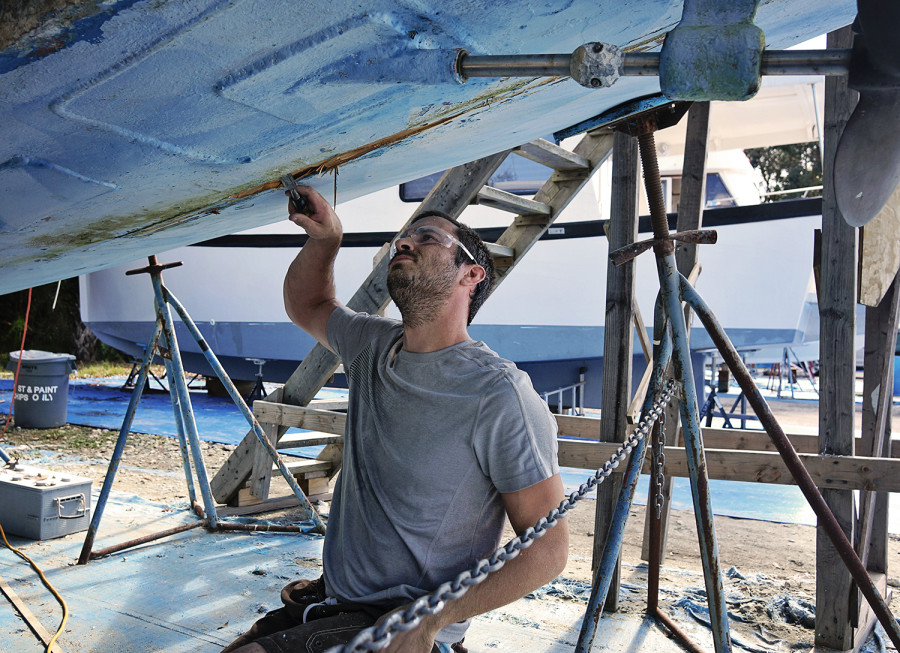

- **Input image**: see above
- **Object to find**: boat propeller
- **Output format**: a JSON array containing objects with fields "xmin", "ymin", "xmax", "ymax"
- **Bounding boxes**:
[{"xmin": 833, "ymin": 0, "xmax": 900, "ymax": 227}]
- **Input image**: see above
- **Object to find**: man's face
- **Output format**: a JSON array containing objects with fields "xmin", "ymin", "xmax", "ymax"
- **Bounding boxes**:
[{"xmin": 387, "ymin": 217, "xmax": 464, "ymax": 326}]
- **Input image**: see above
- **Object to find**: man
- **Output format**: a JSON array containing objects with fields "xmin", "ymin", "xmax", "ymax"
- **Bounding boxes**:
[{"xmin": 225, "ymin": 186, "xmax": 567, "ymax": 653}]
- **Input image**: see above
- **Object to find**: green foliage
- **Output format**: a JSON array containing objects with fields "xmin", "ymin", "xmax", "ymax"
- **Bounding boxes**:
[
  {"xmin": 0, "ymin": 279, "xmax": 128, "ymax": 369},
  {"xmin": 745, "ymin": 142, "xmax": 823, "ymax": 202}
]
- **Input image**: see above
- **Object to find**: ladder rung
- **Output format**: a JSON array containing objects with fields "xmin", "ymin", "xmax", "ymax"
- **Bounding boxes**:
[
  {"xmin": 283, "ymin": 458, "xmax": 332, "ymax": 476},
  {"xmin": 514, "ymin": 139, "xmax": 591, "ymax": 171},
  {"xmin": 549, "ymin": 169, "xmax": 591, "ymax": 183},
  {"xmin": 277, "ymin": 432, "xmax": 344, "ymax": 449},
  {"xmin": 486, "ymin": 242, "xmax": 515, "ymax": 267},
  {"xmin": 476, "ymin": 186, "xmax": 551, "ymax": 216}
]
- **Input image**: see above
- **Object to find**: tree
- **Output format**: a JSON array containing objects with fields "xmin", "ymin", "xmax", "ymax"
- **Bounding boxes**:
[
  {"xmin": 745, "ymin": 142, "xmax": 822, "ymax": 202},
  {"xmin": 0, "ymin": 279, "xmax": 121, "ymax": 369}
]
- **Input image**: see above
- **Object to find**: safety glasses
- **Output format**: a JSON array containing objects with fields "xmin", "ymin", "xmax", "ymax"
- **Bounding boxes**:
[{"xmin": 389, "ymin": 225, "xmax": 477, "ymax": 263}]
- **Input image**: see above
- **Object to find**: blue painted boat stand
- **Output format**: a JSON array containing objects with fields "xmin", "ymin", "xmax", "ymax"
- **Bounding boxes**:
[
  {"xmin": 573, "ymin": 112, "xmax": 900, "ymax": 652},
  {"xmin": 77, "ymin": 255, "xmax": 326, "ymax": 566}
]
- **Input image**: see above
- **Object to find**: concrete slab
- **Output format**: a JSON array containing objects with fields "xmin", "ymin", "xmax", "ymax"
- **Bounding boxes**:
[{"xmin": 1, "ymin": 490, "xmax": 696, "ymax": 653}]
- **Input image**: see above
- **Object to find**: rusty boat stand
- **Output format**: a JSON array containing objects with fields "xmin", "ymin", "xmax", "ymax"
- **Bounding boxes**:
[
  {"xmin": 575, "ymin": 113, "xmax": 900, "ymax": 652},
  {"xmin": 77, "ymin": 255, "xmax": 325, "ymax": 566}
]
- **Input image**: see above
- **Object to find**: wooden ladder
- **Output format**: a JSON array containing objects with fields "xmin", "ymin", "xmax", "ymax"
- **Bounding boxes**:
[{"xmin": 210, "ymin": 131, "xmax": 615, "ymax": 515}]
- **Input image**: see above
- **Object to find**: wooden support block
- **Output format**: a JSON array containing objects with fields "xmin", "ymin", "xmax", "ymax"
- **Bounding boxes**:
[
  {"xmin": 236, "ymin": 487, "xmax": 263, "ymax": 507},
  {"xmin": 300, "ymin": 476, "xmax": 331, "ymax": 497},
  {"xmin": 317, "ymin": 442, "xmax": 345, "ymax": 482}
]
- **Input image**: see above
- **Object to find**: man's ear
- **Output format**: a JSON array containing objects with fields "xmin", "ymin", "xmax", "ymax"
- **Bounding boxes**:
[{"xmin": 462, "ymin": 264, "xmax": 486, "ymax": 289}]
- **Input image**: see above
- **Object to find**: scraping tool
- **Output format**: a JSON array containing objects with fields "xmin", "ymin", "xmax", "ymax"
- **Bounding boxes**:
[{"xmin": 280, "ymin": 174, "xmax": 310, "ymax": 215}]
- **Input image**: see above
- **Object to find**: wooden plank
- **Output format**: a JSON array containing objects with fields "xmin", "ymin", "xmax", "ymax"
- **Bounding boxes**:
[
  {"xmin": 557, "ymin": 440, "xmax": 900, "ymax": 492},
  {"xmin": 249, "ymin": 401, "xmax": 897, "ymax": 459},
  {"xmin": 308, "ymin": 399, "xmax": 348, "ymax": 411},
  {"xmin": 210, "ymin": 152, "xmax": 510, "ymax": 503},
  {"xmin": 284, "ymin": 459, "xmax": 332, "ymax": 476},
  {"xmin": 217, "ymin": 493, "xmax": 329, "ymax": 517},
  {"xmin": 556, "ymin": 416, "xmax": 900, "ymax": 458},
  {"xmin": 514, "ymin": 138, "xmax": 591, "ymax": 171},
  {"xmin": 593, "ymin": 130, "xmax": 640, "ymax": 610},
  {"xmin": 858, "ymin": 182, "xmax": 900, "ymax": 307},
  {"xmin": 476, "ymin": 185, "xmax": 551, "ymax": 215},
  {"xmin": 0, "ymin": 575, "xmax": 65, "ymax": 653},
  {"xmin": 214, "ymin": 386, "xmax": 284, "ymax": 505},
  {"xmin": 674, "ymin": 102, "xmax": 710, "ymax": 272},
  {"xmin": 816, "ymin": 25, "xmax": 858, "ymax": 651},
  {"xmin": 253, "ymin": 401, "xmax": 346, "ymax": 434},
  {"xmin": 850, "ymin": 573, "xmax": 889, "ymax": 653},
  {"xmin": 248, "ymin": 419, "xmax": 278, "ymax": 500},
  {"xmin": 277, "ymin": 432, "xmax": 344, "ymax": 449},
  {"xmin": 857, "ymin": 270, "xmax": 900, "ymax": 575}
]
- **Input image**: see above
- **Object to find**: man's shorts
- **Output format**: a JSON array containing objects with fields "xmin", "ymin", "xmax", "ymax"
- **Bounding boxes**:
[{"xmin": 221, "ymin": 577, "xmax": 465, "ymax": 653}]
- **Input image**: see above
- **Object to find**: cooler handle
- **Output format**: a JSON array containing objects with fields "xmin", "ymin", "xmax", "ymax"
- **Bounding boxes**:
[{"xmin": 55, "ymin": 494, "xmax": 86, "ymax": 519}]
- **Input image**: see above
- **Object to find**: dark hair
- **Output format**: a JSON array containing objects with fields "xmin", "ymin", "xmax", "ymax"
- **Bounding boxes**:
[{"xmin": 411, "ymin": 210, "xmax": 496, "ymax": 325}]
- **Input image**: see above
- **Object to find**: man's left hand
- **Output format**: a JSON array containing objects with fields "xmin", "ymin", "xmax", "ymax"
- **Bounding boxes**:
[{"xmin": 374, "ymin": 608, "xmax": 437, "ymax": 653}]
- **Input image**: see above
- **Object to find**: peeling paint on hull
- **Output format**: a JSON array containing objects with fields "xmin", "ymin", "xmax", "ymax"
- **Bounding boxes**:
[{"xmin": 0, "ymin": 0, "xmax": 855, "ymax": 294}]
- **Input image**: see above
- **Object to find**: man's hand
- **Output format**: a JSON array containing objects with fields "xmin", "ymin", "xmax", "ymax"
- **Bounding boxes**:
[
  {"xmin": 373, "ymin": 608, "xmax": 438, "ymax": 653},
  {"xmin": 286, "ymin": 186, "xmax": 342, "ymax": 243}
]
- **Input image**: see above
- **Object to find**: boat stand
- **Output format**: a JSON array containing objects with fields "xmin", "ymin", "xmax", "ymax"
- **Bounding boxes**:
[
  {"xmin": 77, "ymin": 256, "xmax": 325, "ymax": 566},
  {"xmin": 575, "ymin": 106, "xmax": 900, "ymax": 651},
  {"xmin": 575, "ymin": 110, "xmax": 731, "ymax": 652}
]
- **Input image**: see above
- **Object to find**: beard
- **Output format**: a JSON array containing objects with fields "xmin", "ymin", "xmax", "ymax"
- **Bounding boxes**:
[{"xmin": 387, "ymin": 253, "xmax": 458, "ymax": 329}]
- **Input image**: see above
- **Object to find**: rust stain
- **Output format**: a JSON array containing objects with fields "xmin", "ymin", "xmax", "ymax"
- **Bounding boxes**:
[
  {"xmin": 232, "ymin": 75, "xmax": 557, "ymax": 201},
  {"xmin": 231, "ymin": 109, "xmax": 469, "ymax": 200}
]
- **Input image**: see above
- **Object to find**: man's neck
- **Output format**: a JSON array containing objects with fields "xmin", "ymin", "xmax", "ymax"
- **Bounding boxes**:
[{"xmin": 401, "ymin": 315, "xmax": 471, "ymax": 353}]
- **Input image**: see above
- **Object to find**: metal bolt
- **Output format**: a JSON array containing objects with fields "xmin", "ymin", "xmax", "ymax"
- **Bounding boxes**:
[
  {"xmin": 592, "ymin": 43, "xmax": 604, "ymax": 53},
  {"xmin": 590, "ymin": 78, "xmax": 601, "ymax": 87}
]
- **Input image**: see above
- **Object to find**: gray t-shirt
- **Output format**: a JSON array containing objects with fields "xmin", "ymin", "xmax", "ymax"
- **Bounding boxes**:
[{"xmin": 322, "ymin": 306, "xmax": 558, "ymax": 639}]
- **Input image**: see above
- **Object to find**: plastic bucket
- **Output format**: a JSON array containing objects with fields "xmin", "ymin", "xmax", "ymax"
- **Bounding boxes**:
[{"xmin": 6, "ymin": 350, "xmax": 77, "ymax": 429}]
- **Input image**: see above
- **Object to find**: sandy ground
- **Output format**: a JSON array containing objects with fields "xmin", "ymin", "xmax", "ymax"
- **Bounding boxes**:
[{"xmin": 3, "ymin": 394, "xmax": 900, "ymax": 650}]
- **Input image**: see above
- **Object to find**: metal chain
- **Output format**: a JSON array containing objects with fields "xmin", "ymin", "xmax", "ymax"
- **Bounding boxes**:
[
  {"xmin": 336, "ymin": 378, "xmax": 678, "ymax": 653},
  {"xmin": 653, "ymin": 410, "xmax": 667, "ymax": 519}
]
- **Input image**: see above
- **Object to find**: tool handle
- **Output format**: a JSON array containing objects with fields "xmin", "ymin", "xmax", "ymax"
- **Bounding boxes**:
[{"xmin": 288, "ymin": 190, "xmax": 309, "ymax": 215}]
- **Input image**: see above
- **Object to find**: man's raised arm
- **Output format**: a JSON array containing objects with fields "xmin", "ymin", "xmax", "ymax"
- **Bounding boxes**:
[{"xmin": 282, "ymin": 186, "xmax": 344, "ymax": 348}]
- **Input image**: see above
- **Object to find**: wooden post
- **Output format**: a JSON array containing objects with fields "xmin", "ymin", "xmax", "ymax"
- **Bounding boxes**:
[
  {"xmin": 642, "ymin": 101, "xmax": 710, "ymax": 563},
  {"xmin": 857, "ymin": 270, "xmax": 900, "ymax": 574},
  {"xmin": 593, "ymin": 130, "xmax": 639, "ymax": 610},
  {"xmin": 815, "ymin": 25, "xmax": 858, "ymax": 651}
]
